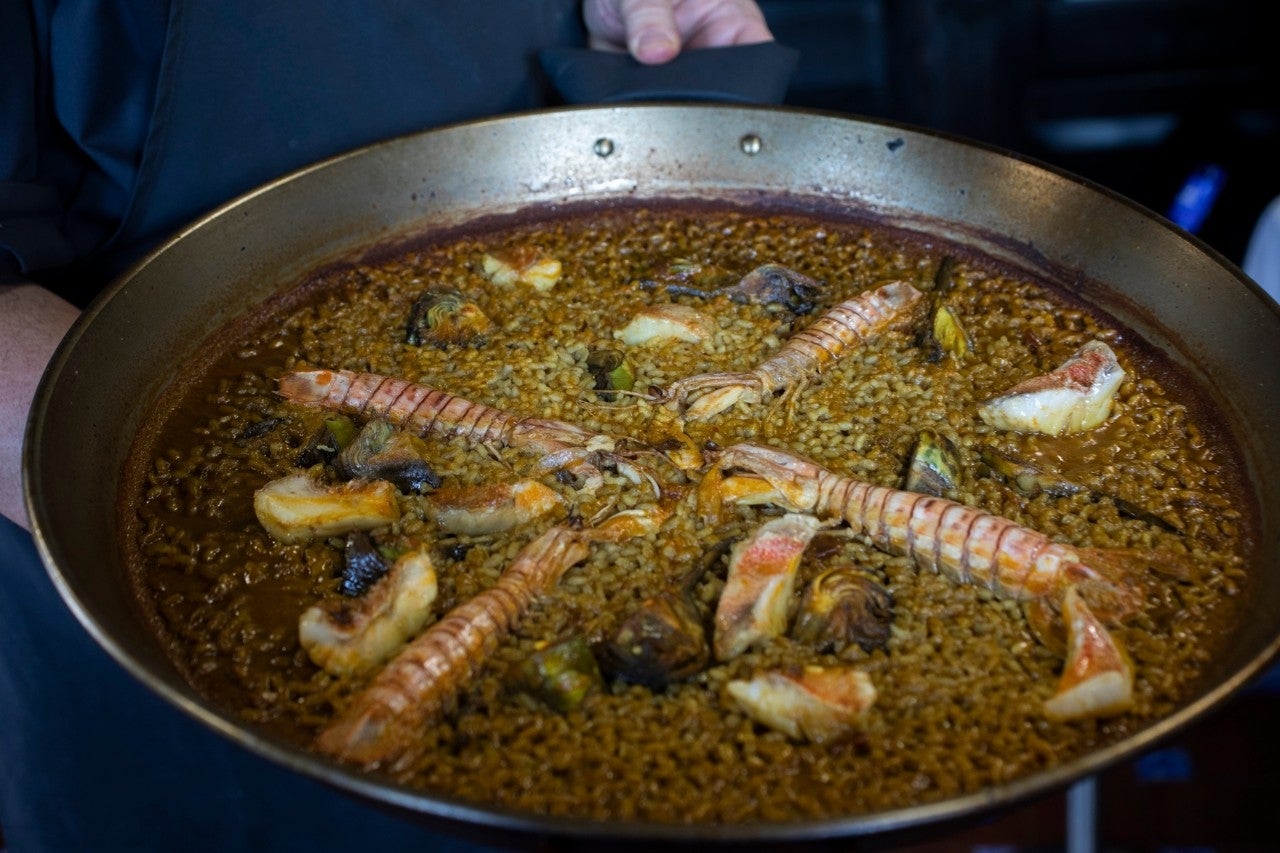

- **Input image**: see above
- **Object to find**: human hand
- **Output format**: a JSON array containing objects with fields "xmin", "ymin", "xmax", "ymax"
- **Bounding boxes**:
[{"xmin": 584, "ymin": 0, "xmax": 773, "ymax": 65}]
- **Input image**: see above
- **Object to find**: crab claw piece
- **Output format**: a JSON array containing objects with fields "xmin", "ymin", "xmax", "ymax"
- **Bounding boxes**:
[
  {"xmin": 1044, "ymin": 586, "xmax": 1135, "ymax": 722},
  {"xmin": 978, "ymin": 340, "xmax": 1125, "ymax": 435},
  {"xmin": 726, "ymin": 664, "xmax": 877, "ymax": 743}
]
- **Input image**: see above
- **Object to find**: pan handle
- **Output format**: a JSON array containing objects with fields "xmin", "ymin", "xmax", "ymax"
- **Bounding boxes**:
[{"xmin": 539, "ymin": 42, "xmax": 799, "ymax": 105}]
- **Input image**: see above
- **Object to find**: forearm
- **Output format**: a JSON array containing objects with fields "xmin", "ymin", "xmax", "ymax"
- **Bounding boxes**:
[{"xmin": 0, "ymin": 283, "xmax": 81, "ymax": 529}]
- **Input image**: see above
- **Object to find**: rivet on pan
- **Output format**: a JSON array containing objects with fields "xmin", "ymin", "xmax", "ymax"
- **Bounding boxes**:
[
  {"xmin": 740, "ymin": 134, "xmax": 763, "ymax": 156},
  {"xmin": 593, "ymin": 138, "xmax": 615, "ymax": 158}
]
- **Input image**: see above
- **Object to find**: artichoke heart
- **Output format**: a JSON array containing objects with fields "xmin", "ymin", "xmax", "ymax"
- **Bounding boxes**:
[
  {"xmin": 792, "ymin": 567, "xmax": 893, "ymax": 653},
  {"xmin": 405, "ymin": 288, "xmax": 493, "ymax": 348},
  {"xmin": 333, "ymin": 419, "xmax": 441, "ymax": 494},
  {"xmin": 513, "ymin": 637, "xmax": 604, "ymax": 713},
  {"xmin": 253, "ymin": 472, "xmax": 400, "ymax": 544},
  {"xmin": 600, "ymin": 590, "xmax": 709, "ymax": 689}
]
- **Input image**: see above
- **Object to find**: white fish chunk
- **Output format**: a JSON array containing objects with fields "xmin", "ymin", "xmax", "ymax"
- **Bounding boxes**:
[
  {"xmin": 299, "ymin": 548, "xmax": 438, "ymax": 676},
  {"xmin": 254, "ymin": 473, "xmax": 400, "ymax": 544},
  {"xmin": 978, "ymin": 340, "xmax": 1125, "ymax": 435},
  {"xmin": 713, "ymin": 513, "xmax": 821, "ymax": 660},
  {"xmin": 1044, "ymin": 586, "xmax": 1134, "ymax": 721},
  {"xmin": 482, "ymin": 248, "xmax": 562, "ymax": 291},
  {"xmin": 614, "ymin": 304, "xmax": 714, "ymax": 346},
  {"xmin": 424, "ymin": 479, "xmax": 564, "ymax": 535},
  {"xmin": 727, "ymin": 664, "xmax": 876, "ymax": 743}
]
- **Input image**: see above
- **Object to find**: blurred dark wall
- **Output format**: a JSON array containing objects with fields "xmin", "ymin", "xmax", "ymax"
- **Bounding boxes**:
[{"xmin": 761, "ymin": 0, "xmax": 1280, "ymax": 265}]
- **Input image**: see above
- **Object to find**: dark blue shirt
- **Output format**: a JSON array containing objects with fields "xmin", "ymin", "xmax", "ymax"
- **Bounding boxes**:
[{"xmin": 1, "ymin": 0, "xmax": 584, "ymax": 300}]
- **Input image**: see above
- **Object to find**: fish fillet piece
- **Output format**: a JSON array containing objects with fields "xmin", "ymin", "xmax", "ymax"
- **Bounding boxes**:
[
  {"xmin": 714, "ymin": 513, "xmax": 821, "ymax": 660},
  {"xmin": 425, "ymin": 479, "xmax": 564, "ymax": 535},
  {"xmin": 1044, "ymin": 586, "xmax": 1134, "ymax": 721},
  {"xmin": 614, "ymin": 304, "xmax": 714, "ymax": 345},
  {"xmin": 978, "ymin": 340, "xmax": 1125, "ymax": 435},
  {"xmin": 299, "ymin": 549, "xmax": 438, "ymax": 676},
  {"xmin": 254, "ymin": 473, "xmax": 400, "ymax": 544},
  {"xmin": 727, "ymin": 664, "xmax": 876, "ymax": 743}
]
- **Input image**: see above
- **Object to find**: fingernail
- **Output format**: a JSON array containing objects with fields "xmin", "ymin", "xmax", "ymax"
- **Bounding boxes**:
[{"xmin": 633, "ymin": 32, "xmax": 679, "ymax": 65}]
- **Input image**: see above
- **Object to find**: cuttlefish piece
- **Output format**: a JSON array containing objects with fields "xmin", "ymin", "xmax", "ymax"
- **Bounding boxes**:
[
  {"xmin": 299, "ymin": 548, "xmax": 438, "ymax": 676},
  {"xmin": 254, "ymin": 472, "xmax": 400, "ymax": 544},
  {"xmin": 614, "ymin": 304, "xmax": 714, "ymax": 346},
  {"xmin": 713, "ymin": 513, "xmax": 822, "ymax": 660},
  {"xmin": 424, "ymin": 479, "xmax": 565, "ymax": 536},
  {"xmin": 726, "ymin": 664, "xmax": 877, "ymax": 744},
  {"xmin": 1044, "ymin": 586, "xmax": 1134, "ymax": 721},
  {"xmin": 978, "ymin": 340, "xmax": 1125, "ymax": 435}
]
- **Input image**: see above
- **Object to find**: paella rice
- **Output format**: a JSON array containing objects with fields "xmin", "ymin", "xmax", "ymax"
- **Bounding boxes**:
[{"xmin": 124, "ymin": 204, "xmax": 1252, "ymax": 823}]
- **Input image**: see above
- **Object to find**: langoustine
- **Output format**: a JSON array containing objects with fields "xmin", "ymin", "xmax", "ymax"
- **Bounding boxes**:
[
  {"xmin": 315, "ymin": 504, "xmax": 671, "ymax": 770},
  {"xmin": 660, "ymin": 281, "xmax": 927, "ymax": 420},
  {"xmin": 699, "ymin": 442, "xmax": 1158, "ymax": 720},
  {"xmin": 278, "ymin": 368, "xmax": 653, "ymax": 492}
]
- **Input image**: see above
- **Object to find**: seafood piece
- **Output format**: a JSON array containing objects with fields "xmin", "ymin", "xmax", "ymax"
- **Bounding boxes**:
[
  {"xmin": 614, "ymin": 304, "xmax": 715, "ymax": 346},
  {"xmin": 316, "ymin": 511, "xmax": 653, "ymax": 769},
  {"xmin": 792, "ymin": 567, "xmax": 893, "ymax": 653},
  {"xmin": 332, "ymin": 419, "xmax": 441, "ymax": 494},
  {"xmin": 339, "ymin": 531, "xmax": 390, "ymax": 597},
  {"xmin": 598, "ymin": 539, "xmax": 727, "ymax": 689},
  {"xmin": 714, "ymin": 513, "xmax": 822, "ymax": 661},
  {"xmin": 512, "ymin": 637, "xmax": 604, "ymax": 713},
  {"xmin": 277, "ymin": 368, "xmax": 653, "ymax": 493},
  {"xmin": 1044, "ymin": 587, "xmax": 1134, "ymax": 721},
  {"xmin": 923, "ymin": 303, "xmax": 973, "ymax": 363},
  {"xmin": 299, "ymin": 547, "xmax": 438, "ymax": 676},
  {"xmin": 253, "ymin": 472, "xmax": 400, "ymax": 544},
  {"xmin": 662, "ymin": 281, "xmax": 927, "ymax": 421},
  {"xmin": 641, "ymin": 262, "xmax": 823, "ymax": 315},
  {"xmin": 701, "ymin": 443, "xmax": 1159, "ymax": 719},
  {"xmin": 586, "ymin": 346, "xmax": 636, "ymax": 401},
  {"xmin": 981, "ymin": 446, "xmax": 1184, "ymax": 533},
  {"xmin": 295, "ymin": 416, "xmax": 357, "ymax": 468},
  {"xmin": 701, "ymin": 443, "xmax": 1147, "ymax": 620},
  {"xmin": 978, "ymin": 340, "xmax": 1125, "ymax": 435},
  {"xmin": 405, "ymin": 288, "xmax": 493, "ymax": 347},
  {"xmin": 920, "ymin": 256, "xmax": 972, "ymax": 362},
  {"xmin": 482, "ymin": 246, "xmax": 562, "ymax": 291},
  {"xmin": 424, "ymin": 479, "xmax": 565, "ymax": 535},
  {"xmin": 903, "ymin": 430, "xmax": 962, "ymax": 496},
  {"xmin": 726, "ymin": 664, "xmax": 876, "ymax": 744},
  {"xmin": 980, "ymin": 446, "xmax": 1088, "ymax": 498}
]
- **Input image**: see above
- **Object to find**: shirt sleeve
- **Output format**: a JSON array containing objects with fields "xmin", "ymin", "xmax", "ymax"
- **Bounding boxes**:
[
  {"xmin": 0, "ymin": 0, "xmax": 74, "ymax": 275},
  {"xmin": 0, "ymin": 0, "xmax": 167, "ymax": 279}
]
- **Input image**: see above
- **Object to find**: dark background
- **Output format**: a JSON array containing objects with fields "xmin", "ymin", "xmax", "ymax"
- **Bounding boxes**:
[
  {"xmin": 761, "ymin": 0, "xmax": 1280, "ymax": 266},
  {"xmin": 757, "ymin": 1, "xmax": 1280, "ymax": 849}
]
